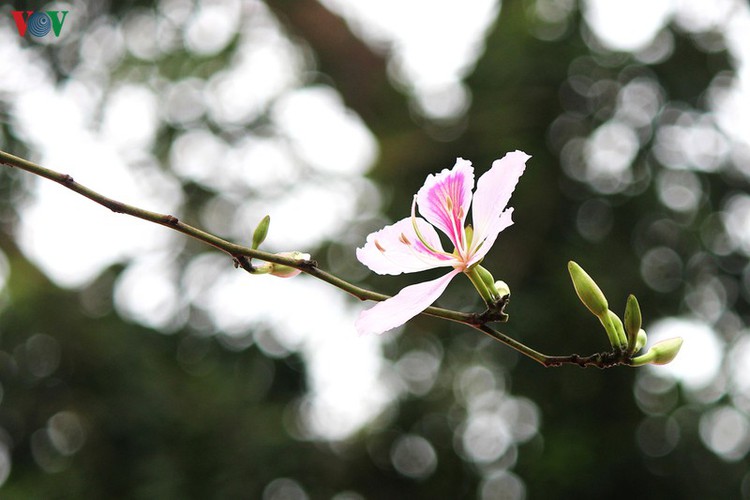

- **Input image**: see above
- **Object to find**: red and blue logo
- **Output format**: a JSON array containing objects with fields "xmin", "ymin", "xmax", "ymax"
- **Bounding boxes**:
[{"xmin": 11, "ymin": 10, "xmax": 69, "ymax": 38}]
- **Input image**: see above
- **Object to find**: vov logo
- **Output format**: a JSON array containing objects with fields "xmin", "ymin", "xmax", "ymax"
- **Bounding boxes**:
[{"xmin": 11, "ymin": 9, "xmax": 69, "ymax": 39}]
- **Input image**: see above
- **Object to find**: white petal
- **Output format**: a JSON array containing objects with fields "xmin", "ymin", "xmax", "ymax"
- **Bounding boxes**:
[
  {"xmin": 355, "ymin": 270, "xmax": 461, "ymax": 335},
  {"xmin": 471, "ymin": 151, "xmax": 529, "ymax": 246},
  {"xmin": 356, "ymin": 217, "xmax": 455, "ymax": 276}
]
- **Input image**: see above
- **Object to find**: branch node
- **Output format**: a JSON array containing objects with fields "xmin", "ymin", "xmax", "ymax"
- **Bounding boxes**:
[
  {"xmin": 106, "ymin": 201, "xmax": 126, "ymax": 214},
  {"xmin": 164, "ymin": 215, "xmax": 179, "ymax": 225},
  {"xmin": 299, "ymin": 258, "xmax": 318, "ymax": 270},
  {"xmin": 233, "ymin": 255, "xmax": 255, "ymax": 273}
]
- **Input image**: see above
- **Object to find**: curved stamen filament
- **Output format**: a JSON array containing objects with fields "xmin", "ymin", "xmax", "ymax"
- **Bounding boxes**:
[
  {"xmin": 378, "ymin": 240, "xmax": 452, "ymax": 269},
  {"xmin": 410, "ymin": 196, "xmax": 452, "ymax": 258}
]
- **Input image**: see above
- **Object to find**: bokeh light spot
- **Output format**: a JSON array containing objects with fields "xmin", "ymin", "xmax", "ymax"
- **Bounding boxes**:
[
  {"xmin": 640, "ymin": 247, "xmax": 683, "ymax": 293},
  {"xmin": 656, "ymin": 170, "xmax": 702, "ymax": 213},
  {"xmin": 263, "ymin": 477, "xmax": 309, "ymax": 500},
  {"xmin": 646, "ymin": 318, "xmax": 724, "ymax": 392},
  {"xmin": 272, "ymin": 86, "xmax": 378, "ymax": 176},
  {"xmin": 390, "ymin": 434, "xmax": 438, "ymax": 479},
  {"xmin": 584, "ymin": 121, "xmax": 638, "ymax": 193},
  {"xmin": 479, "ymin": 469, "xmax": 526, "ymax": 500},
  {"xmin": 583, "ymin": 0, "xmax": 672, "ymax": 51},
  {"xmin": 699, "ymin": 406, "xmax": 750, "ymax": 461},
  {"xmin": 47, "ymin": 411, "xmax": 86, "ymax": 457},
  {"xmin": 459, "ymin": 407, "xmax": 514, "ymax": 464}
]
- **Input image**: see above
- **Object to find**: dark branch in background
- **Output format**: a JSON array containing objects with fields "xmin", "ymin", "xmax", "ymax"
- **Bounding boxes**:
[
  {"xmin": 265, "ymin": 0, "xmax": 391, "ymax": 125},
  {"xmin": 264, "ymin": 0, "xmax": 452, "ymax": 181},
  {"xmin": 0, "ymin": 149, "xmax": 637, "ymax": 368}
]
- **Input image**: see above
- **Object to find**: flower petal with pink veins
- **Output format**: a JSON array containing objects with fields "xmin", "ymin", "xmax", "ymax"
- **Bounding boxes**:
[
  {"xmin": 355, "ymin": 269, "xmax": 461, "ymax": 335},
  {"xmin": 416, "ymin": 158, "xmax": 474, "ymax": 251},
  {"xmin": 356, "ymin": 217, "xmax": 455, "ymax": 276},
  {"xmin": 471, "ymin": 151, "xmax": 529, "ymax": 247}
]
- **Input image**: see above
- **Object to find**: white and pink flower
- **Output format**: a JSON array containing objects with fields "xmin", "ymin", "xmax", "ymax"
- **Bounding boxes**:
[{"xmin": 356, "ymin": 151, "xmax": 530, "ymax": 335}]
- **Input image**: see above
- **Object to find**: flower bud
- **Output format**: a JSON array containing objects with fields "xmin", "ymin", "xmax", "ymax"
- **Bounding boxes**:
[
  {"xmin": 269, "ymin": 251, "xmax": 310, "ymax": 278},
  {"xmin": 600, "ymin": 310, "xmax": 628, "ymax": 349},
  {"xmin": 635, "ymin": 329, "xmax": 647, "ymax": 352},
  {"xmin": 465, "ymin": 264, "xmax": 505, "ymax": 305},
  {"xmin": 568, "ymin": 261, "xmax": 608, "ymax": 318},
  {"xmin": 494, "ymin": 280, "xmax": 511, "ymax": 298},
  {"xmin": 252, "ymin": 215, "xmax": 271, "ymax": 249},
  {"xmin": 624, "ymin": 294, "xmax": 642, "ymax": 352},
  {"xmin": 630, "ymin": 337, "xmax": 683, "ymax": 366},
  {"xmin": 475, "ymin": 265, "xmax": 499, "ymax": 298}
]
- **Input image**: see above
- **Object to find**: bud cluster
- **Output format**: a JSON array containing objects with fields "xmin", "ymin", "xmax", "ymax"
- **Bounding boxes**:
[{"xmin": 567, "ymin": 261, "xmax": 682, "ymax": 367}]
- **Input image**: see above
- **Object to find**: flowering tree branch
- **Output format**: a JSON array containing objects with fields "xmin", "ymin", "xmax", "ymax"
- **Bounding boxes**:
[
  {"xmin": 0, "ymin": 149, "xmax": 681, "ymax": 368},
  {"xmin": 0, "ymin": 150, "xmax": 484, "ymax": 323}
]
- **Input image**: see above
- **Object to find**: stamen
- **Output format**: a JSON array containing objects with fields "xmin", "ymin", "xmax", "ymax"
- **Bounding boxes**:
[
  {"xmin": 374, "ymin": 240, "xmax": 386, "ymax": 253},
  {"xmin": 446, "ymin": 196, "xmax": 453, "ymax": 212},
  {"xmin": 411, "ymin": 197, "xmax": 438, "ymax": 253},
  {"xmin": 399, "ymin": 233, "xmax": 411, "ymax": 246}
]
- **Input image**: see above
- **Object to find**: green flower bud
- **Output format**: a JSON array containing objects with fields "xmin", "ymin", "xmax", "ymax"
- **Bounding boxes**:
[
  {"xmin": 630, "ymin": 337, "xmax": 683, "ymax": 366},
  {"xmin": 624, "ymin": 295, "xmax": 642, "ymax": 352},
  {"xmin": 475, "ymin": 265, "xmax": 499, "ymax": 299},
  {"xmin": 494, "ymin": 280, "xmax": 511, "ymax": 298},
  {"xmin": 568, "ymin": 261, "xmax": 609, "ymax": 318},
  {"xmin": 252, "ymin": 215, "xmax": 271, "ymax": 249},
  {"xmin": 600, "ymin": 310, "xmax": 628, "ymax": 349},
  {"xmin": 634, "ymin": 329, "xmax": 647, "ymax": 352},
  {"xmin": 465, "ymin": 264, "xmax": 500, "ymax": 305}
]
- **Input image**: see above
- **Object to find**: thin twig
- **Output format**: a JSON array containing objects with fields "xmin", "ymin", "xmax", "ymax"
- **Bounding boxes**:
[{"xmin": 0, "ymin": 150, "xmax": 480, "ymax": 325}]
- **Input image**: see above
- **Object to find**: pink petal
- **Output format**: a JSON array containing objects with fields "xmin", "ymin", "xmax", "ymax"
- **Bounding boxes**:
[
  {"xmin": 471, "ymin": 150, "xmax": 529, "ymax": 251},
  {"xmin": 356, "ymin": 217, "xmax": 455, "ymax": 276},
  {"xmin": 355, "ymin": 269, "xmax": 461, "ymax": 335},
  {"xmin": 416, "ymin": 158, "xmax": 474, "ymax": 251}
]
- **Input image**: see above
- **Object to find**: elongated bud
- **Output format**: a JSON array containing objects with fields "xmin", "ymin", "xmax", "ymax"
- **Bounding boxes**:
[
  {"xmin": 465, "ymin": 265, "xmax": 499, "ymax": 305},
  {"xmin": 475, "ymin": 265, "xmax": 499, "ymax": 300},
  {"xmin": 568, "ymin": 261, "xmax": 608, "ymax": 318},
  {"xmin": 600, "ymin": 310, "xmax": 628, "ymax": 349},
  {"xmin": 624, "ymin": 295, "xmax": 642, "ymax": 352},
  {"xmin": 630, "ymin": 337, "xmax": 683, "ymax": 366},
  {"xmin": 252, "ymin": 215, "xmax": 271, "ymax": 249}
]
